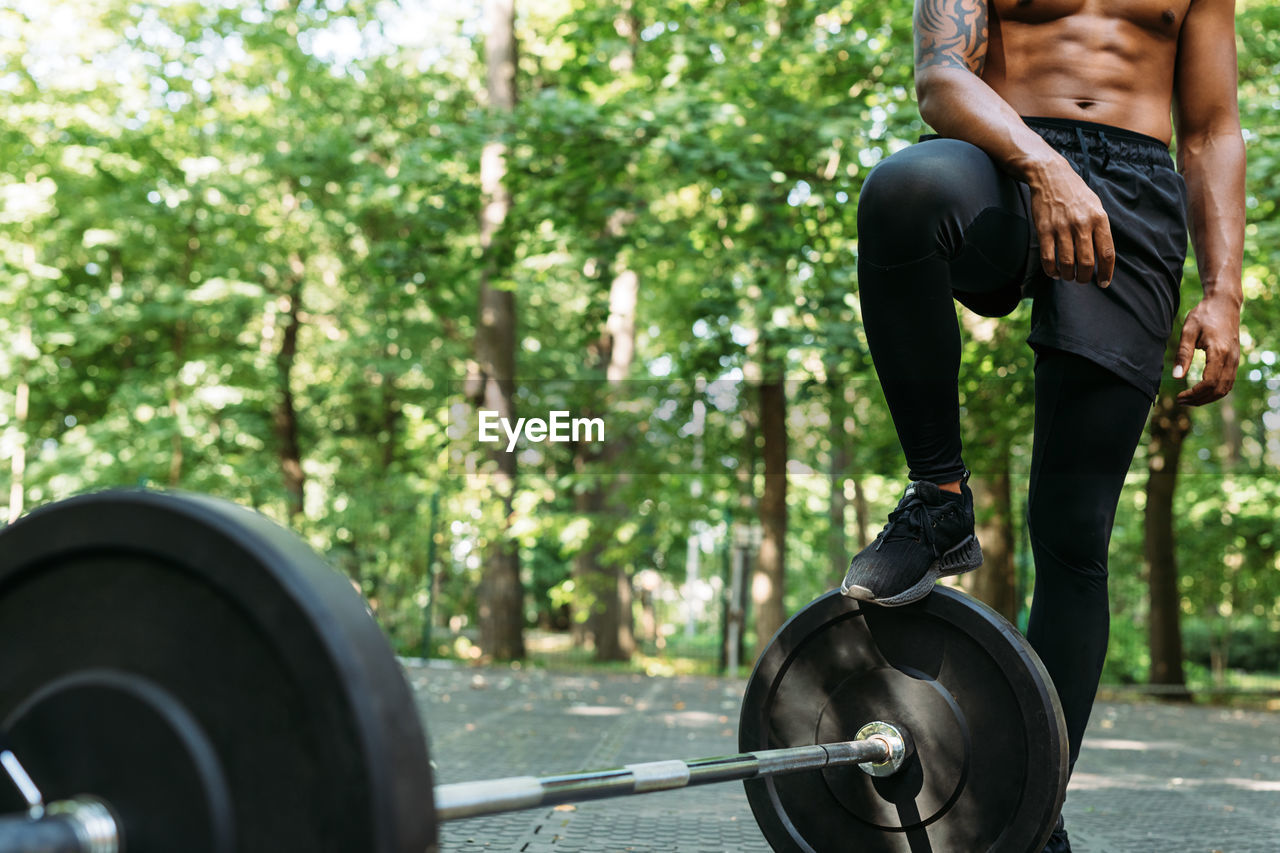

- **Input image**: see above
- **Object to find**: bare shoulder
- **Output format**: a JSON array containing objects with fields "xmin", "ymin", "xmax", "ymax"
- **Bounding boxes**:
[
  {"xmin": 1179, "ymin": 0, "xmax": 1237, "ymax": 32},
  {"xmin": 914, "ymin": 0, "xmax": 991, "ymax": 74},
  {"xmin": 1174, "ymin": 0, "xmax": 1240, "ymax": 133},
  {"xmin": 1177, "ymin": 0, "xmax": 1239, "ymax": 61}
]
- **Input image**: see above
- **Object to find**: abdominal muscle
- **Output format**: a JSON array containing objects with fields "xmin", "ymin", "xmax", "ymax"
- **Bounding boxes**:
[{"xmin": 981, "ymin": 0, "xmax": 1186, "ymax": 144}]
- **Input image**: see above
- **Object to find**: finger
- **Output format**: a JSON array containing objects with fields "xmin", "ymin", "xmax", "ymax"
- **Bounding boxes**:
[
  {"xmin": 1055, "ymin": 234, "xmax": 1075, "ymax": 283},
  {"xmin": 1178, "ymin": 344, "xmax": 1230, "ymax": 405},
  {"xmin": 1203, "ymin": 345, "xmax": 1228, "ymax": 382},
  {"xmin": 1094, "ymin": 219, "xmax": 1115, "ymax": 287},
  {"xmin": 1203, "ymin": 346, "xmax": 1237, "ymax": 400},
  {"xmin": 1171, "ymin": 322, "xmax": 1198, "ymax": 380},
  {"xmin": 1216, "ymin": 373, "xmax": 1237, "ymax": 400},
  {"xmin": 1186, "ymin": 363, "xmax": 1224, "ymax": 406},
  {"xmin": 1221, "ymin": 350, "xmax": 1240, "ymax": 396},
  {"xmin": 1177, "ymin": 377, "xmax": 1218, "ymax": 407},
  {"xmin": 1073, "ymin": 227, "xmax": 1095, "ymax": 285},
  {"xmin": 1039, "ymin": 228, "xmax": 1058, "ymax": 279}
]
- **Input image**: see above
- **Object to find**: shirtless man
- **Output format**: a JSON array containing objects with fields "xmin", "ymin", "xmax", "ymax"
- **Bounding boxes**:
[{"xmin": 839, "ymin": 0, "xmax": 1244, "ymax": 849}]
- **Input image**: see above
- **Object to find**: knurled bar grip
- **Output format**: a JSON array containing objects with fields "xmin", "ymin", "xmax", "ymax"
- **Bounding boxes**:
[{"xmin": 435, "ymin": 727, "xmax": 907, "ymax": 822}]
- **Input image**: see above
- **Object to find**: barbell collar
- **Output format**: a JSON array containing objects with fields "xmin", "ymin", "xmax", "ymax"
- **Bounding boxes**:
[
  {"xmin": 853, "ymin": 720, "xmax": 914, "ymax": 777},
  {"xmin": 435, "ymin": 724, "xmax": 908, "ymax": 822},
  {"xmin": 0, "ymin": 798, "xmax": 119, "ymax": 853}
]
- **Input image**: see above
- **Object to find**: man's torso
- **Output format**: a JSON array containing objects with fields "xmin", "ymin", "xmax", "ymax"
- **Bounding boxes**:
[{"xmin": 981, "ymin": 0, "xmax": 1192, "ymax": 143}]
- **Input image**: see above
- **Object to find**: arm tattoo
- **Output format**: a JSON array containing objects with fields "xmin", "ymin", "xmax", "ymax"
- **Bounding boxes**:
[{"xmin": 914, "ymin": 0, "xmax": 989, "ymax": 75}]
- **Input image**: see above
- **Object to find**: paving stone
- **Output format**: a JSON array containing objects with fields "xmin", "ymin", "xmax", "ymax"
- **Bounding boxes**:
[{"xmin": 406, "ymin": 661, "xmax": 1280, "ymax": 852}]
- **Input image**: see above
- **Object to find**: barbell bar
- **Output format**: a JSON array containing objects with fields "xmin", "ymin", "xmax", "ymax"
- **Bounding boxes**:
[
  {"xmin": 0, "ymin": 722, "xmax": 910, "ymax": 850},
  {"xmin": 0, "ymin": 491, "xmax": 1069, "ymax": 852},
  {"xmin": 433, "ymin": 720, "xmax": 911, "ymax": 821}
]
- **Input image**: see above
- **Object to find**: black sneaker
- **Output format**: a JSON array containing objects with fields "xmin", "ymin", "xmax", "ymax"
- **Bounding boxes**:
[
  {"xmin": 1042, "ymin": 815, "xmax": 1072, "ymax": 852},
  {"xmin": 840, "ymin": 476, "xmax": 983, "ymax": 606}
]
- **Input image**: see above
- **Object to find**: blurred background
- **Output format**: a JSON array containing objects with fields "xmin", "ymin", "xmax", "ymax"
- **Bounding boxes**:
[{"xmin": 1, "ymin": 0, "xmax": 1277, "ymax": 698}]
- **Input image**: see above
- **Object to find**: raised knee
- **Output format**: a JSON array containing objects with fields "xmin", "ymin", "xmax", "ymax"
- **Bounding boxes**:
[
  {"xmin": 856, "ymin": 141, "xmax": 988, "ymax": 267},
  {"xmin": 858, "ymin": 155, "xmax": 947, "ymax": 232}
]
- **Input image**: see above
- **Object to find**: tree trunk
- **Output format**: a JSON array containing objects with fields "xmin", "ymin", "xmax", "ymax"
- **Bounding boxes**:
[
  {"xmin": 600, "ymin": 558, "xmax": 635, "ymax": 661},
  {"xmin": 380, "ymin": 367, "xmax": 400, "ymax": 471},
  {"xmin": 471, "ymin": 0, "xmax": 524, "ymax": 661},
  {"xmin": 168, "ymin": 320, "xmax": 187, "ymax": 487},
  {"xmin": 363, "ymin": 364, "xmax": 401, "ymax": 611},
  {"xmin": 568, "ymin": 241, "xmax": 639, "ymax": 660},
  {"xmin": 1145, "ymin": 390, "xmax": 1191, "ymax": 697},
  {"xmin": 827, "ymin": 378, "xmax": 851, "ymax": 574},
  {"xmin": 574, "ymin": 5, "xmax": 642, "ymax": 662},
  {"xmin": 963, "ymin": 453, "xmax": 1017, "ymax": 622},
  {"xmin": 851, "ymin": 476, "xmax": 870, "ymax": 550},
  {"xmin": 572, "ymin": 481, "xmax": 605, "ymax": 649},
  {"xmin": 592, "ymin": 244, "xmax": 639, "ymax": 662},
  {"xmin": 169, "ymin": 216, "xmax": 201, "ymax": 488},
  {"xmin": 753, "ymin": 372, "xmax": 787, "ymax": 657},
  {"xmin": 1218, "ymin": 393, "xmax": 1243, "ymax": 467},
  {"xmin": 274, "ymin": 252, "xmax": 306, "ymax": 520},
  {"xmin": 733, "ymin": 395, "xmax": 759, "ymax": 666},
  {"xmin": 8, "ymin": 322, "xmax": 31, "ymax": 524}
]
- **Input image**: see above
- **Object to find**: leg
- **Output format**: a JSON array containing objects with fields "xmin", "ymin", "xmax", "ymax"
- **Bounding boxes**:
[
  {"xmin": 1024, "ymin": 348, "xmax": 1152, "ymax": 768},
  {"xmin": 857, "ymin": 138, "xmax": 1032, "ymax": 484},
  {"xmin": 842, "ymin": 140, "xmax": 1034, "ymax": 604}
]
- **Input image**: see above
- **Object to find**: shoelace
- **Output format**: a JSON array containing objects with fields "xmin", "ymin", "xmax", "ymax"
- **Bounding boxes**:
[{"xmin": 874, "ymin": 488, "xmax": 936, "ymax": 554}]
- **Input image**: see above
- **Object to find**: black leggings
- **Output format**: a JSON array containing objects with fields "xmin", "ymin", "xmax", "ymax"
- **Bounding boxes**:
[
  {"xmin": 1024, "ymin": 352, "xmax": 1150, "ymax": 768},
  {"xmin": 857, "ymin": 139, "xmax": 1153, "ymax": 768}
]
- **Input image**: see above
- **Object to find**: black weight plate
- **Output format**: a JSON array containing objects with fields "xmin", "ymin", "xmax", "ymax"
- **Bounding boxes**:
[
  {"xmin": 740, "ymin": 587, "xmax": 1067, "ymax": 853},
  {"xmin": 0, "ymin": 491, "xmax": 437, "ymax": 853}
]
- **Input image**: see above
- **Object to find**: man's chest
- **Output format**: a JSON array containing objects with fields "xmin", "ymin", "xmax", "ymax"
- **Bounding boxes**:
[{"xmin": 990, "ymin": 0, "xmax": 1192, "ymax": 35}]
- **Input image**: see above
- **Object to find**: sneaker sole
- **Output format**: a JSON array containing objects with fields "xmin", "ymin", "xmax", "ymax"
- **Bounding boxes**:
[{"xmin": 841, "ymin": 535, "xmax": 984, "ymax": 607}]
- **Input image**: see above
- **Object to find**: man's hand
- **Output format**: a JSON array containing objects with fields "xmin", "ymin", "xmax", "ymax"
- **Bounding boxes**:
[
  {"xmin": 1173, "ymin": 296, "xmax": 1241, "ymax": 405},
  {"xmin": 1027, "ymin": 158, "xmax": 1117, "ymax": 287}
]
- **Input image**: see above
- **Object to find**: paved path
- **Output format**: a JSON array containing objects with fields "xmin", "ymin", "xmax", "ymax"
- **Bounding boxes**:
[{"xmin": 407, "ymin": 661, "xmax": 1280, "ymax": 852}]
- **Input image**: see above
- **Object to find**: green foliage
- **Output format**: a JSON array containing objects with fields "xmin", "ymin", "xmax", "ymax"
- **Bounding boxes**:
[
  {"xmin": 0, "ymin": 0, "xmax": 1276, "ymax": 679},
  {"xmin": 1183, "ymin": 615, "xmax": 1280, "ymax": 674}
]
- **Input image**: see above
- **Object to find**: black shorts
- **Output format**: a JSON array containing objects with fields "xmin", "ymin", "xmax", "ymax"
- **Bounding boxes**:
[
  {"xmin": 948, "ymin": 117, "xmax": 1189, "ymax": 398},
  {"xmin": 1024, "ymin": 117, "xmax": 1188, "ymax": 397}
]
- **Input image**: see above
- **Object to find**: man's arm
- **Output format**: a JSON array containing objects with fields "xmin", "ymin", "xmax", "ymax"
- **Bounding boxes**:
[
  {"xmin": 1171, "ymin": 0, "xmax": 1245, "ymax": 406},
  {"xmin": 913, "ymin": 0, "xmax": 1115, "ymax": 286}
]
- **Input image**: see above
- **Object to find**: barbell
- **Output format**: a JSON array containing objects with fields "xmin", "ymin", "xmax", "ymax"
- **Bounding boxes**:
[{"xmin": 0, "ymin": 491, "xmax": 1068, "ymax": 852}]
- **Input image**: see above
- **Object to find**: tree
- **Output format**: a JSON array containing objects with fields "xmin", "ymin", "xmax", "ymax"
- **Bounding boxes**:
[
  {"xmin": 468, "ymin": 0, "xmax": 526, "ymax": 661},
  {"xmin": 4, "ymin": 0, "xmax": 1276, "ymax": 675},
  {"xmin": 1145, "ymin": 383, "xmax": 1191, "ymax": 695},
  {"xmin": 754, "ymin": 363, "xmax": 789, "ymax": 655}
]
